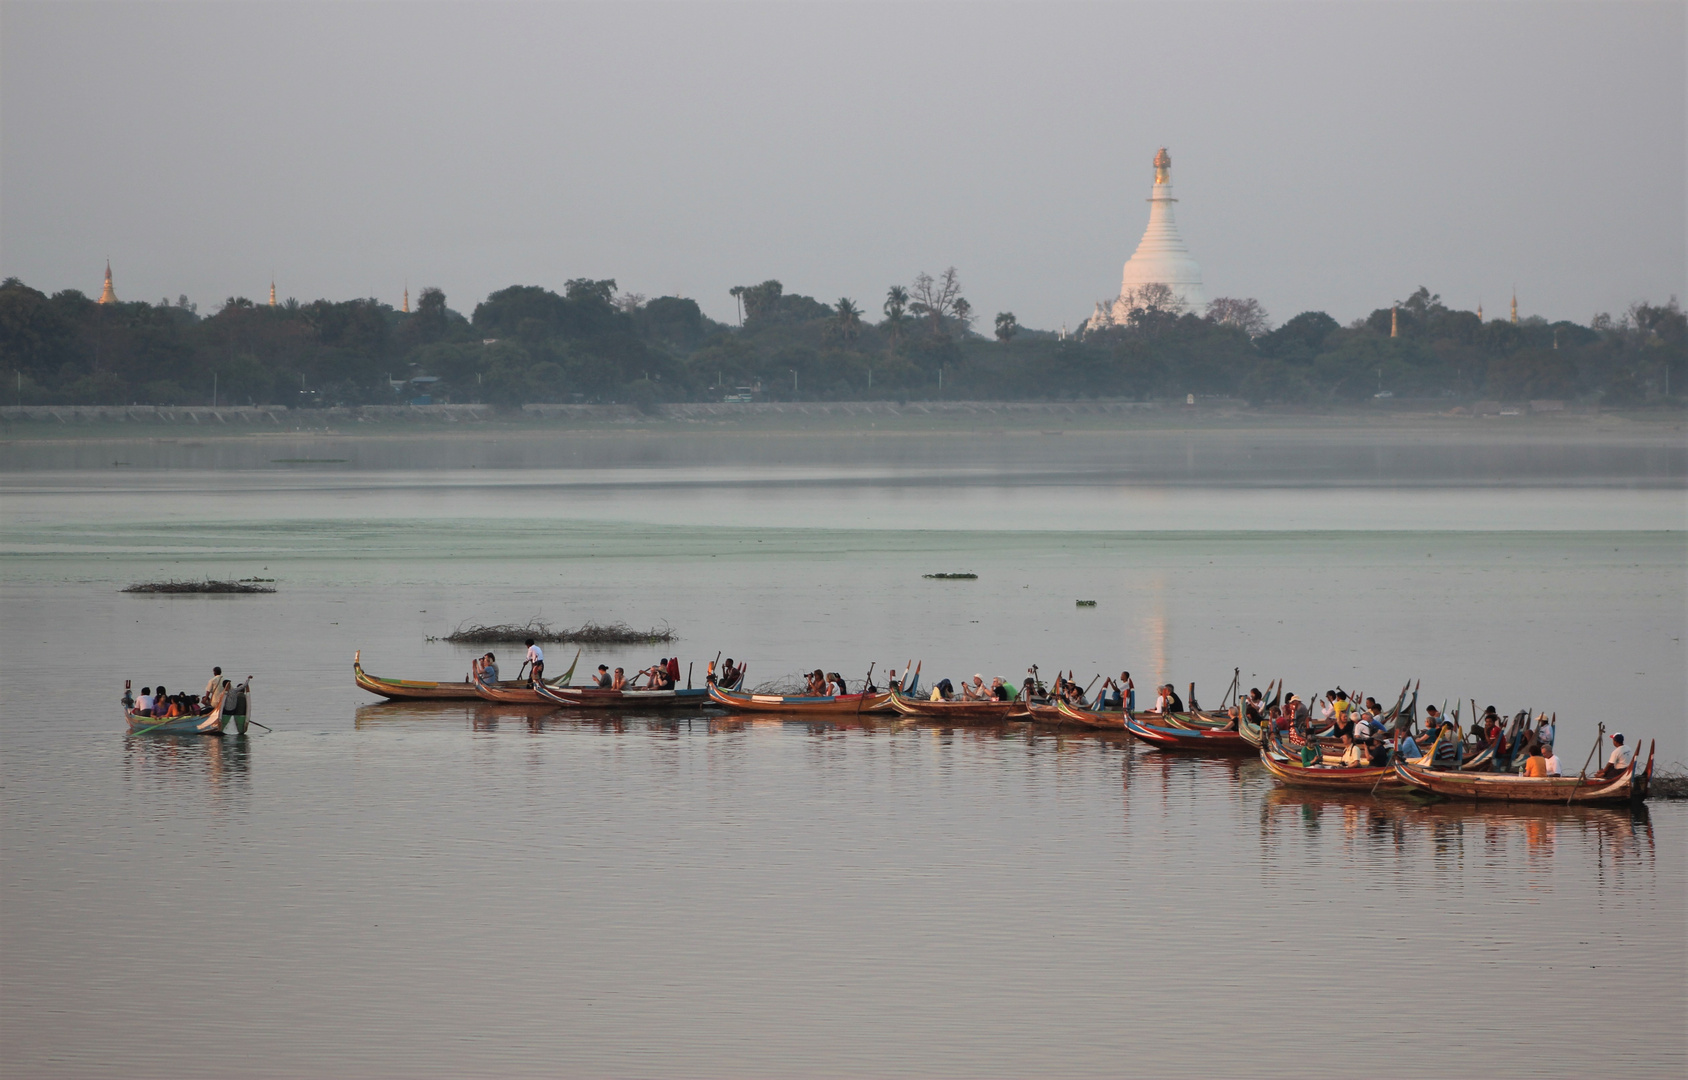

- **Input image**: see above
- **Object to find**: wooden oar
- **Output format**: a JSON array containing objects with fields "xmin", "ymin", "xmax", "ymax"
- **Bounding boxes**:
[{"xmin": 1567, "ymin": 722, "xmax": 1604, "ymax": 806}]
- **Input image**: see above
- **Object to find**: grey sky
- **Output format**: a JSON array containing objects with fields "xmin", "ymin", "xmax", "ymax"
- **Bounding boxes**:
[{"xmin": 3, "ymin": 1, "xmax": 1683, "ymax": 331}]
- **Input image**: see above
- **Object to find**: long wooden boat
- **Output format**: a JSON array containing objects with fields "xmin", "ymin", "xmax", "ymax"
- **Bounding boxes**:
[
  {"xmin": 1259, "ymin": 735, "xmax": 1402, "ymax": 789},
  {"xmin": 535, "ymin": 683, "xmax": 714, "ymax": 710},
  {"xmin": 887, "ymin": 689, "xmax": 1030, "ymax": 722},
  {"xmin": 1054, "ymin": 700, "xmax": 1127, "ymax": 730},
  {"xmin": 1393, "ymin": 742, "xmax": 1654, "ymax": 805},
  {"xmin": 354, "ymin": 650, "xmax": 482, "ymax": 700},
  {"xmin": 1122, "ymin": 716, "xmax": 1250, "ymax": 752},
  {"xmin": 125, "ymin": 682, "xmax": 253, "ymax": 736},
  {"xmin": 708, "ymin": 683, "xmax": 896, "ymax": 715}
]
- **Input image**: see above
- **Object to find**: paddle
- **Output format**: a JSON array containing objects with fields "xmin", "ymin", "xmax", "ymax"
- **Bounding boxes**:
[{"xmin": 1568, "ymin": 722, "xmax": 1605, "ymax": 806}]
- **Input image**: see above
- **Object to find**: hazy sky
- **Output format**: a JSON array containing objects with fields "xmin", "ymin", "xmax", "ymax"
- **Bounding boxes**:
[{"xmin": 3, "ymin": 2, "xmax": 1683, "ymax": 330}]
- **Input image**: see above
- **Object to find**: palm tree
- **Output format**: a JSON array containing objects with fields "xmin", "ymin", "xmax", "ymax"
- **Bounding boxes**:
[
  {"xmin": 883, "ymin": 285, "xmax": 908, "ymax": 349},
  {"xmin": 832, "ymin": 298, "xmax": 862, "ymax": 341},
  {"xmin": 729, "ymin": 285, "xmax": 746, "ymax": 327}
]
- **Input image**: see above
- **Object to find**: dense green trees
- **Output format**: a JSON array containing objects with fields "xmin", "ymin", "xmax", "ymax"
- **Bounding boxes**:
[{"xmin": 1, "ymin": 274, "xmax": 1681, "ymax": 408}]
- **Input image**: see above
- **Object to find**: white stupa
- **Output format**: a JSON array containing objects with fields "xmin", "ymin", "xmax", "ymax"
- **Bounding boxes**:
[{"xmin": 1113, "ymin": 147, "xmax": 1206, "ymax": 318}]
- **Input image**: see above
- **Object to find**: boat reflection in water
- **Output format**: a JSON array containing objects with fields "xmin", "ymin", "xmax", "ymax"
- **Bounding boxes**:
[
  {"xmin": 1258, "ymin": 786, "xmax": 1655, "ymax": 873},
  {"xmin": 354, "ymin": 699, "xmax": 726, "ymax": 736},
  {"xmin": 121, "ymin": 730, "xmax": 251, "ymax": 800}
]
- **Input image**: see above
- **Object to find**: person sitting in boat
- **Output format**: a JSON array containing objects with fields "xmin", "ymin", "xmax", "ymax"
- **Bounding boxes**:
[
  {"xmin": 1020, "ymin": 677, "xmax": 1040, "ymax": 703},
  {"xmin": 930, "ymin": 678, "xmax": 954, "ymax": 701},
  {"xmin": 1598, "ymin": 733, "xmax": 1633, "ymax": 780},
  {"xmin": 958, "ymin": 674, "xmax": 989, "ymax": 701},
  {"xmin": 1542, "ymin": 743, "xmax": 1561, "ymax": 776},
  {"xmin": 151, "ymin": 685, "xmax": 170, "ymax": 717},
  {"xmin": 524, "ymin": 640, "xmax": 544, "ymax": 687},
  {"xmin": 473, "ymin": 653, "xmax": 499, "ymax": 684},
  {"xmin": 611, "ymin": 667, "xmax": 627, "ymax": 691},
  {"xmin": 719, "ymin": 659, "xmax": 745, "ymax": 690},
  {"xmin": 594, "ymin": 664, "xmax": 612, "ymax": 688},
  {"xmin": 1338, "ymin": 733, "xmax": 1367, "ymax": 767},
  {"xmin": 1242, "ymin": 688, "xmax": 1266, "ymax": 726},
  {"xmin": 1535, "ymin": 713, "xmax": 1556, "ymax": 749},
  {"xmin": 1165, "ymin": 684, "xmax": 1185, "ymax": 712},
  {"xmin": 802, "ymin": 670, "xmax": 826, "ymax": 696},
  {"xmin": 1521, "ymin": 743, "xmax": 1549, "ymax": 778},
  {"xmin": 1393, "ymin": 728, "xmax": 1422, "ymax": 764},
  {"xmin": 826, "ymin": 672, "xmax": 848, "ymax": 696},
  {"xmin": 134, "ymin": 686, "xmax": 153, "ymax": 716}
]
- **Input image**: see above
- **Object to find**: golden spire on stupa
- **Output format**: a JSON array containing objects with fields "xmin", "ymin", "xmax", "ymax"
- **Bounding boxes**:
[
  {"xmin": 269, "ymin": 280, "xmax": 277, "ymax": 307},
  {"xmin": 1477, "ymin": 302, "xmax": 1484, "ymax": 322},
  {"xmin": 1153, "ymin": 146, "xmax": 1171, "ymax": 185},
  {"xmin": 402, "ymin": 285, "xmax": 410, "ymax": 314},
  {"xmin": 98, "ymin": 261, "xmax": 117, "ymax": 305},
  {"xmin": 1390, "ymin": 305, "xmax": 1399, "ymax": 338},
  {"xmin": 1510, "ymin": 291, "xmax": 1518, "ymax": 325}
]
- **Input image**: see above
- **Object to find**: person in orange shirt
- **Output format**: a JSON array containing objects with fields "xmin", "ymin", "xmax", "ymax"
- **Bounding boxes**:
[{"xmin": 1522, "ymin": 745, "xmax": 1549, "ymax": 778}]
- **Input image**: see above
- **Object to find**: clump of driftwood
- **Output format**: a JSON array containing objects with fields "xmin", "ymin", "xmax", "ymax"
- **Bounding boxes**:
[
  {"xmin": 123, "ymin": 579, "xmax": 276, "ymax": 594},
  {"xmin": 1651, "ymin": 765, "xmax": 1688, "ymax": 800},
  {"xmin": 923, "ymin": 572, "xmax": 977, "ymax": 580},
  {"xmin": 441, "ymin": 619, "xmax": 675, "ymax": 645}
]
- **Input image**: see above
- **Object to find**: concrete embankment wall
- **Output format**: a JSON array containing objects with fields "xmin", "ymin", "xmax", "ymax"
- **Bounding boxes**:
[{"xmin": 1, "ymin": 400, "xmax": 1172, "ymax": 425}]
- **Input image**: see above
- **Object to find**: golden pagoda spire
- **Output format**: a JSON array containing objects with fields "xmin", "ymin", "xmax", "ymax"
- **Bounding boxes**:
[
  {"xmin": 1390, "ymin": 305, "xmax": 1398, "ymax": 338},
  {"xmin": 1510, "ymin": 291, "xmax": 1518, "ymax": 325},
  {"xmin": 98, "ymin": 260, "xmax": 117, "ymax": 305},
  {"xmin": 269, "ymin": 279, "xmax": 277, "ymax": 307},
  {"xmin": 1153, "ymin": 146, "xmax": 1171, "ymax": 185},
  {"xmin": 1477, "ymin": 302, "xmax": 1484, "ymax": 322},
  {"xmin": 402, "ymin": 285, "xmax": 410, "ymax": 314}
]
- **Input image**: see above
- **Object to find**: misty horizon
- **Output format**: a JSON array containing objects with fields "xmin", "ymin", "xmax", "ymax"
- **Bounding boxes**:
[{"xmin": 3, "ymin": 2, "xmax": 1684, "ymax": 331}]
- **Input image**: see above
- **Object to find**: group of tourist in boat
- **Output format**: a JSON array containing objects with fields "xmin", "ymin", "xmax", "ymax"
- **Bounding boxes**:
[{"xmin": 122, "ymin": 665, "xmax": 249, "ymax": 720}]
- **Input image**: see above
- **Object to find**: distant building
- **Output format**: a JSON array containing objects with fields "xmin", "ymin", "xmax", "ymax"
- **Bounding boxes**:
[
  {"xmin": 1113, "ymin": 148, "xmax": 1206, "ymax": 317},
  {"xmin": 98, "ymin": 261, "xmax": 117, "ymax": 305}
]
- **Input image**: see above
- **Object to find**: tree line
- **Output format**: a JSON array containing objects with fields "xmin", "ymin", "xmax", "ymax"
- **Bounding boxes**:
[{"xmin": 0, "ymin": 273, "xmax": 1680, "ymax": 409}]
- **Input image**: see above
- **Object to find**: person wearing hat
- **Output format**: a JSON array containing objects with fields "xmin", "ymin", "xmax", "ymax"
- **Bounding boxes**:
[
  {"xmin": 1598, "ymin": 733, "xmax": 1634, "ymax": 780},
  {"xmin": 1536, "ymin": 713, "xmax": 1556, "ymax": 748},
  {"xmin": 595, "ymin": 664, "xmax": 612, "ymax": 688}
]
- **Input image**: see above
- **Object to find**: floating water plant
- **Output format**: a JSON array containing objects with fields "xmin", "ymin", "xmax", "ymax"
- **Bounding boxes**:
[
  {"xmin": 123, "ymin": 579, "xmax": 277, "ymax": 594},
  {"xmin": 441, "ymin": 619, "xmax": 675, "ymax": 645},
  {"xmin": 1075, "ymin": 600, "xmax": 1097, "ymax": 607},
  {"xmin": 923, "ymin": 572, "xmax": 978, "ymax": 580}
]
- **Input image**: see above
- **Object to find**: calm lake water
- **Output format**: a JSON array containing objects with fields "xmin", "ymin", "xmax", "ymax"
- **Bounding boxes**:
[{"xmin": 2, "ymin": 428, "xmax": 1684, "ymax": 1078}]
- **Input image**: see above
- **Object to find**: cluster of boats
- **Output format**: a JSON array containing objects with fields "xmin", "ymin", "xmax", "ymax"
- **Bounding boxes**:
[{"xmin": 347, "ymin": 653, "xmax": 1657, "ymax": 808}]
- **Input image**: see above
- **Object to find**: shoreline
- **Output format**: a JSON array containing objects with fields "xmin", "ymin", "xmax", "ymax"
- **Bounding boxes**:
[{"xmin": 2, "ymin": 402, "xmax": 1684, "ymax": 447}]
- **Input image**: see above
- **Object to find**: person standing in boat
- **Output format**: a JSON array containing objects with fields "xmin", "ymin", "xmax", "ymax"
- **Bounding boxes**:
[
  {"xmin": 1120, "ymin": 672, "xmax": 1135, "ymax": 712},
  {"xmin": 524, "ymin": 640, "xmax": 544, "ymax": 687},
  {"xmin": 201, "ymin": 666, "xmax": 224, "ymax": 708}
]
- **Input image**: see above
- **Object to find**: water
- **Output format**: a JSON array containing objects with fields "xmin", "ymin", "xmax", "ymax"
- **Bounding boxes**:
[{"xmin": 2, "ymin": 428, "xmax": 1684, "ymax": 1078}]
